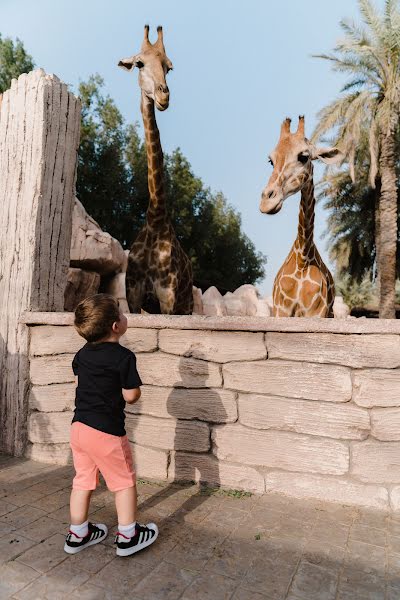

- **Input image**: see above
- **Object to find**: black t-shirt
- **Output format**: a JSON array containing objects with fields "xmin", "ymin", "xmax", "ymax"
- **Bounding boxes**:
[{"xmin": 72, "ymin": 342, "xmax": 142, "ymax": 436}]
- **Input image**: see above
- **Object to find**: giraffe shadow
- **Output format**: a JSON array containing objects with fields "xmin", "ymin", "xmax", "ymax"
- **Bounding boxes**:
[{"xmin": 137, "ymin": 352, "xmax": 226, "ymax": 526}]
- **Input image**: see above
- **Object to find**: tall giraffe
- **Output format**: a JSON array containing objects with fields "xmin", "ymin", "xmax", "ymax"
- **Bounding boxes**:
[
  {"xmin": 118, "ymin": 25, "xmax": 193, "ymax": 314},
  {"xmin": 260, "ymin": 116, "xmax": 343, "ymax": 317}
]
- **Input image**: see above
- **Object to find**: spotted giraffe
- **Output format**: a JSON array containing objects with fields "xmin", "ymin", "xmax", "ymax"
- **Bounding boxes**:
[
  {"xmin": 119, "ymin": 25, "xmax": 193, "ymax": 314},
  {"xmin": 260, "ymin": 116, "xmax": 343, "ymax": 317}
]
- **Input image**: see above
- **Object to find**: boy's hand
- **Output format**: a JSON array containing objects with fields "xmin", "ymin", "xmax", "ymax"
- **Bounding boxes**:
[{"xmin": 123, "ymin": 387, "xmax": 141, "ymax": 404}]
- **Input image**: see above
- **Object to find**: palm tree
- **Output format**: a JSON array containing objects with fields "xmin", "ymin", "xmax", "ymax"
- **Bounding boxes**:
[{"xmin": 313, "ymin": 0, "xmax": 400, "ymax": 318}]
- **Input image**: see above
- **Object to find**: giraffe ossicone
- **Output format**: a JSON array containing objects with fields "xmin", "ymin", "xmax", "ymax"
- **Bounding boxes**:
[
  {"xmin": 118, "ymin": 25, "xmax": 193, "ymax": 315},
  {"xmin": 260, "ymin": 115, "xmax": 343, "ymax": 318}
]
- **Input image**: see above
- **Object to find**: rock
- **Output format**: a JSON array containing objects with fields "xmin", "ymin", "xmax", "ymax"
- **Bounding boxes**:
[
  {"xmin": 351, "ymin": 439, "xmax": 400, "ymax": 483},
  {"xmin": 64, "ymin": 268, "xmax": 100, "ymax": 311},
  {"xmin": 353, "ymin": 370, "xmax": 400, "ymax": 407},
  {"xmin": 224, "ymin": 292, "xmax": 246, "ymax": 316},
  {"xmin": 233, "ymin": 285, "xmax": 259, "ymax": 316},
  {"xmin": 30, "ymin": 325, "xmax": 84, "ymax": 356},
  {"xmin": 212, "ymin": 424, "xmax": 349, "ymax": 475},
  {"xmin": 70, "ymin": 198, "xmax": 126, "ymax": 276},
  {"xmin": 120, "ymin": 329, "xmax": 158, "ymax": 353},
  {"xmin": 158, "ymin": 329, "xmax": 266, "ymax": 362},
  {"xmin": 30, "ymin": 354, "xmax": 75, "ymax": 385},
  {"xmin": 29, "ymin": 384, "xmax": 75, "ymax": 412},
  {"xmin": 136, "ymin": 353, "xmax": 222, "ymax": 388},
  {"xmin": 26, "ymin": 443, "xmax": 72, "ymax": 465},
  {"xmin": 28, "ymin": 412, "xmax": 73, "ymax": 444},
  {"xmin": 265, "ymin": 295, "xmax": 274, "ymax": 312},
  {"xmin": 202, "ymin": 286, "xmax": 227, "ymax": 316},
  {"xmin": 129, "ymin": 443, "xmax": 168, "ymax": 480},
  {"xmin": 192, "ymin": 286, "xmax": 203, "ymax": 315},
  {"xmin": 264, "ymin": 472, "xmax": 389, "ymax": 510},
  {"xmin": 168, "ymin": 453, "xmax": 265, "ymax": 493},
  {"xmin": 371, "ymin": 408, "xmax": 400, "ymax": 441},
  {"xmin": 125, "ymin": 414, "xmax": 210, "ymax": 452},
  {"xmin": 104, "ymin": 272, "xmax": 129, "ymax": 313},
  {"xmin": 239, "ymin": 394, "xmax": 370, "ymax": 440},
  {"xmin": 266, "ymin": 332, "xmax": 400, "ymax": 368},
  {"xmin": 223, "ymin": 360, "xmax": 352, "ymax": 403},
  {"xmin": 126, "ymin": 385, "xmax": 238, "ymax": 423},
  {"xmin": 255, "ymin": 298, "xmax": 271, "ymax": 317},
  {"xmin": 333, "ymin": 296, "xmax": 351, "ymax": 319}
]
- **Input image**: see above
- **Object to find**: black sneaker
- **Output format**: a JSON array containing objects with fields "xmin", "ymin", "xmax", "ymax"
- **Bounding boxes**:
[
  {"xmin": 64, "ymin": 522, "xmax": 108, "ymax": 554},
  {"xmin": 115, "ymin": 522, "xmax": 158, "ymax": 557}
]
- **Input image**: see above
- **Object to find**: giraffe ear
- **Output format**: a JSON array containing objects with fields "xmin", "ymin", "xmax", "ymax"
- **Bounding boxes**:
[
  {"xmin": 118, "ymin": 55, "xmax": 140, "ymax": 71},
  {"xmin": 312, "ymin": 146, "xmax": 344, "ymax": 165}
]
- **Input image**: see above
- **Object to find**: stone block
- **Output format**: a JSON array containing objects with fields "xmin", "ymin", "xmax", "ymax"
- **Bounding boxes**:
[
  {"xmin": 29, "ymin": 383, "xmax": 75, "ymax": 412},
  {"xmin": 353, "ymin": 370, "xmax": 400, "ymax": 407},
  {"xmin": 30, "ymin": 355, "xmax": 75, "ymax": 385},
  {"xmin": 28, "ymin": 412, "xmax": 73, "ymax": 444},
  {"xmin": 120, "ymin": 328, "xmax": 158, "ymax": 353},
  {"xmin": 129, "ymin": 443, "xmax": 168, "ymax": 481},
  {"xmin": 125, "ymin": 414, "xmax": 210, "ymax": 452},
  {"xmin": 136, "ymin": 352, "xmax": 222, "ymax": 388},
  {"xmin": 351, "ymin": 439, "xmax": 400, "ymax": 483},
  {"xmin": 266, "ymin": 333, "xmax": 400, "ymax": 368},
  {"xmin": 212, "ymin": 424, "xmax": 349, "ymax": 475},
  {"xmin": 371, "ymin": 408, "xmax": 400, "ymax": 441},
  {"xmin": 168, "ymin": 452, "xmax": 265, "ymax": 493},
  {"xmin": 159, "ymin": 330, "xmax": 266, "ymax": 363},
  {"xmin": 389, "ymin": 487, "xmax": 400, "ymax": 511},
  {"xmin": 64, "ymin": 268, "xmax": 100, "ymax": 312},
  {"xmin": 264, "ymin": 472, "xmax": 389, "ymax": 510},
  {"xmin": 25, "ymin": 443, "xmax": 72, "ymax": 465},
  {"xmin": 223, "ymin": 360, "xmax": 351, "ymax": 402},
  {"xmin": 30, "ymin": 326, "xmax": 84, "ymax": 356},
  {"xmin": 126, "ymin": 385, "xmax": 237, "ymax": 423},
  {"xmin": 239, "ymin": 394, "xmax": 370, "ymax": 440}
]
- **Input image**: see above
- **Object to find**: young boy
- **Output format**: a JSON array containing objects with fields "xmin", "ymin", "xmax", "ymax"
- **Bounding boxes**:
[{"xmin": 64, "ymin": 293, "xmax": 158, "ymax": 557}]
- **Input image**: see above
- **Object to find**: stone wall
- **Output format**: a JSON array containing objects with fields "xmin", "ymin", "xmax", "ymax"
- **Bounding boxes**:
[{"xmin": 22, "ymin": 312, "xmax": 400, "ymax": 510}]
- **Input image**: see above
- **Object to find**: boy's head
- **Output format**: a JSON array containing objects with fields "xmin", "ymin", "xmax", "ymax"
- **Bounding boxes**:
[{"xmin": 74, "ymin": 294, "xmax": 128, "ymax": 343}]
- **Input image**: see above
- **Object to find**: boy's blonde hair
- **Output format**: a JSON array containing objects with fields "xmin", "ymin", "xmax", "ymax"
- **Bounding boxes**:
[{"xmin": 74, "ymin": 294, "xmax": 120, "ymax": 343}]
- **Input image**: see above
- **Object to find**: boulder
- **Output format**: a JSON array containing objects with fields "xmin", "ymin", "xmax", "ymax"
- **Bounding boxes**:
[
  {"xmin": 70, "ymin": 198, "xmax": 126, "ymax": 276},
  {"xmin": 333, "ymin": 296, "xmax": 351, "ymax": 319},
  {"xmin": 233, "ymin": 284, "xmax": 259, "ymax": 316},
  {"xmin": 104, "ymin": 272, "xmax": 129, "ymax": 313},
  {"xmin": 224, "ymin": 292, "xmax": 246, "ymax": 316},
  {"xmin": 202, "ymin": 286, "xmax": 227, "ymax": 316},
  {"xmin": 64, "ymin": 268, "xmax": 100, "ymax": 311},
  {"xmin": 255, "ymin": 298, "xmax": 271, "ymax": 317},
  {"xmin": 192, "ymin": 286, "xmax": 203, "ymax": 315}
]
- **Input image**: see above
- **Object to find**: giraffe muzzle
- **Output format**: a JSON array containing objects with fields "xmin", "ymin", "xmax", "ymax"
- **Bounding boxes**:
[
  {"xmin": 155, "ymin": 85, "xmax": 169, "ymax": 111},
  {"xmin": 260, "ymin": 190, "xmax": 283, "ymax": 214}
]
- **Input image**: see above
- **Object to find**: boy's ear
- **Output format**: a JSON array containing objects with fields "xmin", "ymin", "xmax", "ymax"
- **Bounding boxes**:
[
  {"xmin": 111, "ymin": 321, "xmax": 119, "ymax": 332},
  {"xmin": 118, "ymin": 55, "xmax": 139, "ymax": 71}
]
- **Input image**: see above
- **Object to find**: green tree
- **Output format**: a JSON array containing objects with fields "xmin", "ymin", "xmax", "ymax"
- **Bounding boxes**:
[
  {"xmin": 0, "ymin": 34, "xmax": 34, "ymax": 93},
  {"xmin": 313, "ymin": 0, "xmax": 400, "ymax": 318}
]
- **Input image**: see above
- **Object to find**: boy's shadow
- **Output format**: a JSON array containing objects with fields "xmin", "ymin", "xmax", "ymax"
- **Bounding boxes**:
[{"xmin": 138, "ymin": 350, "xmax": 227, "ymax": 525}]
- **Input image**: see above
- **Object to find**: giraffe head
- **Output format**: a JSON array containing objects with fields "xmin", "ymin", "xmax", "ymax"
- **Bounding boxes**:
[
  {"xmin": 118, "ymin": 25, "xmax": 173, "ymax": 111},
  {"xmin": 260, "ymin": 116, "xmax": 343, "ymax": 215}
]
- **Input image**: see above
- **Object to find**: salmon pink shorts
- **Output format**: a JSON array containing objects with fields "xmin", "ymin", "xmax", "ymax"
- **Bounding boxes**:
[{"xmin": 70, "ymin": 422, "xmax": 136, "ymax": 492}]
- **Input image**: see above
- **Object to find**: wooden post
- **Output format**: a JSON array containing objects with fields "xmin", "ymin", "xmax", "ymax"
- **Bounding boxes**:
[{"xmin": 0, "ymin": 70, "xmax": 81, "ymax": 455}]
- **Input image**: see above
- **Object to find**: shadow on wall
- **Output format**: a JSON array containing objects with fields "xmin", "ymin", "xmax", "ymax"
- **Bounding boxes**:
[{"xmin": 137, "ymin": 351, "xmax": 227, "ymax": 522}]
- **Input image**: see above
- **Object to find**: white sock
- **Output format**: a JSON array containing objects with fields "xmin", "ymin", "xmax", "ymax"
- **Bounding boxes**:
[
  {"xmin": 118, "ymin": 522, "xmax": 136, "ymax": 539},
  {"xmin": 69, "ymin": 520, "xmax": 89, "ymax": 539}
]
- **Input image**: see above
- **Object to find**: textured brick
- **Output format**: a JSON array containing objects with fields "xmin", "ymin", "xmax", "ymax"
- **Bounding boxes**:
[
  {"xmin": 353, "ymin": 369, "xmax": 400, "ymax": 407},
  {"xmin": 30, "ymin": 325, "xmax": 84, "ymax": 356},
  {"xmin": 30, "ymin": 354, "xmax": 75, "ymax": 385},
  {"xmin": 266, "ymin": 332, "xmax": 400, "ymax": 368},
  {"xmin": 28, "ymin": 412, "xmax": 73, "ymax": 444},
  {"xmin": 120, "ymin": 328, "xmax": 158, "ymax": 353},
  {"xmin": 212, "ymin": 424, "xmax": 349, "ymax": 475},
  {"xmin": 371, "ymin": 407, "xmax": 400, "ymax": 441},
  {"xmin": 125, "ymin": 414, "xmax": 210, "ymax": 452},
  {"xmin": 239, "ymin": 394, "xmax": 369, "ymax": 440},
  {"xmin": 29, "ymin": 383, "xmax": 75, "ymax": 412},
  {"xmin": 126, "ymin": 385, "xmax": 237, "ymax": 423},
  {"xmin": 25, "ymin": 443, "xmax": 72, "ymax": 465},
  {"xmin": 352, "ymin": 439, "xmax": 400, "ymax": 483},
  {"xmin": 264, "ymin": 471, "xmax": 389, "ymax": 510},
  {"xmin": 223, "ymin": 360, "xmax": 352, "ymax": 402},
  {"xmin": 168, "ymin": 452, "xmax": 264, "ymax": 493},
  {"xmin": 130, "ymin": 443, "xmax": 168, "ymax": 480},
  {"xmin": 137, "ymin": 352, "xmax": 222, "ymax": 388},
  {"xmin": 159, "ymin": 329, "xmax": 266, "ymax": 362}
]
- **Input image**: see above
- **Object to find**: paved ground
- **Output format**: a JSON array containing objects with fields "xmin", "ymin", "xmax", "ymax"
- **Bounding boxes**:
[{"xmin": 0, "ymin": 455, "xmax": 398, "ymax": 600}]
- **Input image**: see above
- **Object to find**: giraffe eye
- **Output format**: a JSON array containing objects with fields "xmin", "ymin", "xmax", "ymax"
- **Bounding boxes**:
[
  {"xmin": 136, "ymin": 60, "xmax": 144, "ymax": 69},
  {"xmin": 298, "ymin": 152, "xmax": 309, "ymax": 164}
]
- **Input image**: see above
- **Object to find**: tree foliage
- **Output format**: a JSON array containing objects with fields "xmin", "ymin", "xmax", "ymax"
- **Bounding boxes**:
[
  {"xmin": 76, "ymin": 76, "xmax": 266, "ymax": 291},
  {"xmin": 0, "ymin": 34, "xmax": 34, "ymax": 93}
]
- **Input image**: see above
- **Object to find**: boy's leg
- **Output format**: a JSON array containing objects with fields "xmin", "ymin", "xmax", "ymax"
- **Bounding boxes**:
[
  {"xmin": 70, "ymin": 489, "xmax": 93, "ymax": 525},
  {"xmin": 115, "ymin": 485, "xmax": 137, "ymax": 526}
]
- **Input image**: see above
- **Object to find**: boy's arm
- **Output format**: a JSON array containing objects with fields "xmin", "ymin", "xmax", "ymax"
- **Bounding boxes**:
[{"xmin": 122, "ymin": 387, "xmax": 141, "ymax": 404}]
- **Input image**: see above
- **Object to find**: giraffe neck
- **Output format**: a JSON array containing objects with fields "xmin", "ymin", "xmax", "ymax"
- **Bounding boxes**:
[
  {"xmin": 296, "ymin": 171, "xmax": 315, "ymax": 260},
  {"xmin": 141, "ymin": 92, "xmax": 167, "ymax": 224}
]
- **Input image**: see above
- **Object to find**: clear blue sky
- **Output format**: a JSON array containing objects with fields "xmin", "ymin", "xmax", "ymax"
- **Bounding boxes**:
[{"xmin": 2, "ymin": 0, "xmax": 365, "ymax": 294}]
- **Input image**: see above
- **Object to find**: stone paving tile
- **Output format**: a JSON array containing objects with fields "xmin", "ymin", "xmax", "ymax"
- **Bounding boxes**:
[
  {"xmin": 288, "ymin": 559, "xmax": 339, "ymax": 600},
  {"xmin": 0, "ymin": 505, "xmax": 46, "ymax": 529},
  {"xmin": 387, "ymin": 518, "xmax": 400, "ymax": 537},
  {"xmin": 92, "ymin": 557, "xmax": 152, "ymax": 595},
  {"xmin": 165, "ymin": 524, "xmax": 225, "ymax": 571},
  {"xmin": 0, "ymin": 533, "xmax": 36, "ymax": 563},
  {"xmin": 303, "ymin": 538, "xmax": 345, "ymax": 571},
  {"xmin": 27, "ymin": 489, "xmax": 70, "ymax": 513},
  {"xmin": 387, "ymin": 552, "xmax": 400, "ymax": 590},
  {"xmin": 0, "ymin": 559, "xmax": 40, "ymax": 598},
  {"xmin": 388, "ymin": 534, "xmax": 400, "ymax": 554},
  {"xmin": 353, "ymin": 508, "xmax": 389, "ymax": 530},
  {"xmin": 15, "ymin": 533, "xmax": 68, "ymax": 573},
  {"xmin": 13, "ymin": 560, "xmax": 90, "ymax": 600},
  {"xmin": 2, "ymin": 487, "xmax": 48, "ymax": 508},
  {"xmin": 14, "ymin": 516, "xmax": 65, "ymax": 543},
  {"xmin": 311, "ymin": 518, "xmax": 350, "ymax": 548},
  {"xmin": 231, "ymin": 588, "xmax": 272, "ymax": 600},
  {"xmin": 314, "ymin": 504, "xmax": 358, "ymax": 526},
  {"xmin": 133, "ymin": 560, "xmax": 197, "ymax": 600},
  {"xmin": 180, "ymin": 570, "xmax": 238, "ymax": 599},
  {"xmin": 0, "ymin": 499, "xmax": 18, "ymax": 517},
  {"xmin": 345, "ymin": 540, "xmax": 386, "ymax": 576},
  {"xmin": 349, "ymin": 523, "xmax": 387, "ymax": 547},
  {"xmin": 0, "ymin": 521, "xmax": 17, "ymax": 538},
  {"xmin": 205, "ymin": 536, "xmax": 255, "ymax": 579},
  {"xmin": 67, "ymin": 541, "xmax": 115, "ymax": 573},
  {"xmin": 70, "ymin": 582, "xmax": 125, "ymax": 599},
  {"xmin": 242, "ymin": 555, "xmax": 299, "ymax": 599},
  {"xmin": 336, "ymin": 567, "xmax": 386, "ymax": 600}
]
